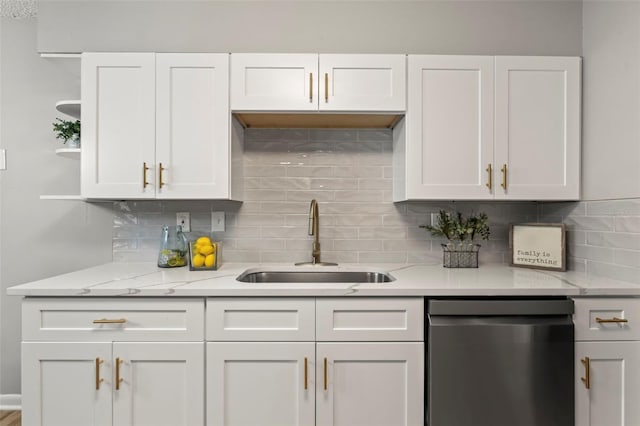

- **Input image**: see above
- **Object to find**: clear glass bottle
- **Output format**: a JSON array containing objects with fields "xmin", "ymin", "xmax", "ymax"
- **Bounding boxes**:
[{"xmin": 157, "ymin": 225, "xmax": 188, "ymax": 268}]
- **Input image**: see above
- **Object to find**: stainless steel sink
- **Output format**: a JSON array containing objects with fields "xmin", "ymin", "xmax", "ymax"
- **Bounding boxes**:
[{"xmin": 236, "ymin": 270, "xmax": 395, "ymax": 283}]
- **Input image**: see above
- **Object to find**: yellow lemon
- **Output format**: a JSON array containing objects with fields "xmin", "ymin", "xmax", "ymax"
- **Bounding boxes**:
[
  {"xmin": 196, "ymin": 236, "xmax": 211, "ymax": 246},
  {"xmin": 199, "ymin": 244, "xmax": 214, "ymax": 256},
  {"xmin": 205, "ymin": 254, "xmax": 215, "ymax": 268},
  {"xmin": 192, "ymin": 254, "xmax": 205, "ymax": 268}
]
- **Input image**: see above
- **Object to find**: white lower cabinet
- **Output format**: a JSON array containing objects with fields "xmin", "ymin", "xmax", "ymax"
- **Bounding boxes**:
[
  {"xmin": 575, "ymin": 342, "xmax": 640, "ymax": 426},
  {"xmin": 316, "ymin": 342, "xmax": 423, "ymax": 426},
  {"xmin": 207, "ymin": 342, "xmax": 315, "ymax": 426},
  {"xmin": 573, "ymin": 297, "xmax": 640, "ymax": 426},
  {"xmin": 206, "ymin": 341, "xmax": 423, "ymax": 426},
  {"xmin": 22, "ymin": 341, "xmax": 204, "ymax": 426},
  {"xmin": 205, "ymin": 297, "xmax": 424, "ymax": 426},
  {"xmin": 22, "ymin": 342, "xmax": 112, "ymax": 426},
  {"xmin": 21, "ymin": 298, "xmax": 205, "ymax": 426},
  {"xmin": 21, "ymin": 296, "xmax": 423, "ymax": 426}
]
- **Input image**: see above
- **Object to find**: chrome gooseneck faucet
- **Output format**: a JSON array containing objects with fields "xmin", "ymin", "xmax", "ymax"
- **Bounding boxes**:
[{"xmin": 308, "ymin": 199, "xmax": 321, "ymax": 264}]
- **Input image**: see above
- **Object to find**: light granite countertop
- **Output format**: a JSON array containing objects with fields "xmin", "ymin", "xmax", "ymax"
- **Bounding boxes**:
[{"xmin": 6, "ymin": 261, "xmax": 640, "ymax": 297}]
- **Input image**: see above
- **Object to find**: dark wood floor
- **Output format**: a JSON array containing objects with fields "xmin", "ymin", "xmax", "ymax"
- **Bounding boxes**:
[{"xmin": 0, "ymin": 411, "xmax": 21, "ymax": 426}]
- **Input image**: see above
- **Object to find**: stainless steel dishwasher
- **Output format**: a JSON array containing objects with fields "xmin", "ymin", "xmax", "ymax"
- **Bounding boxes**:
[{"xmin": 427, "ymin": 298, "xmax": 574, "ymax": 426}]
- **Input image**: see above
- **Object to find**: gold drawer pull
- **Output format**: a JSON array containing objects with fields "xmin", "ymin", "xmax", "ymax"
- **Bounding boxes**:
[
  {"xmin": 143, "ymin": 162, "xmax": 150, "ymax": 189},
  {"xmin": 116, "ymin": 357, "xmax": 124, "ymax": 390},
  {"xmin": 158, "ymin": 162, "xmax": 166, "ymax": 189},
  {"xmin": 500, "ymin": 163, "xmax": 508, "ymax": 189},
  {"xmin": 93, "ymin": 318, "xmax": 127, "ymax": 324},
  {"xmin": 486, "ymin": 163, "xmax": 492, "ymax": 190},
  {"xmin": 95, "ymin": 358, "xmax": 104, "ymax": 390},
  {"xmin": 580, "ymin": 357, "xmax": 590, "ymax": 389},
  {"xmin": 324, "ymin": 73, "xmax": 329, "ymax": 103},
  {"xmin": 595, "ymin": 317, "xmax": 628, "ymax": 324},
  {"xmin": 304, "ymin": 357, "xmax": 308, "ymax": 390},
  {"xmin": 309, "ymin": 73, "xmax": 313, "ymax": 103},
  {"xmin": 323, "ymin": 357, "xmax": 328, "ymax": 391}
]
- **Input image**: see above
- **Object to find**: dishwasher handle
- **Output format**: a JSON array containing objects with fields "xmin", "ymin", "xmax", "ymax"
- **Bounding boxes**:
[{"xmin": 427, "ymin": 299, "xmax": 574, "ymax": 316}]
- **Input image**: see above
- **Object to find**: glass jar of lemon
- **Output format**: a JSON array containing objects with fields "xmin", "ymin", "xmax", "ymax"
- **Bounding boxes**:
[{"xmin": 189, "ymin": 235, "xmax": 220, "ymax": 270}]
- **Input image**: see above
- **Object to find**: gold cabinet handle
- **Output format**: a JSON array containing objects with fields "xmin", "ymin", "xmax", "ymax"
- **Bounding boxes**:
[
  {"xmin": 309, "ymin": 73, "xmax": 313, "ymax": 103},
  {"xmin": 596, "ymin": 317, "xmax": 628, "ymax": 324},
  {"xmin": 93, "ymin": 318, "xmax": 127, "ymax": 324},
  {"xmin": 115, "ymin": 357, "xmax": 124, "ymax": 390},
  {"xmin": 580, "ymin": 357, "xmax": 590, "ymax": 389},
  {"xmin": 143, "ymin": 162, "xmax": 150, "ymax": 188},
  {"xmin": 500, "ymin": 164, "xmax": 508, "ymax": 189},
  {"xmin": 323, "ymin": 357, "xmax": 328, "ymax": 391},
  {"xmin": 324, "ymin": 73, "xmax": 328, "ymax": 103},
  {"xmin": 95, "ymin": 358, "xmax": 104, "ymax": 390},
  {"xmin": 158, "ymin": 162, "xmax": 165, "ymax": 189},
  {"xmin": 486, "ymin": 163, "xmax": 493, "ymax": 190},
  {"xmin": 304, "ymin": 357, "xmax": 308, "ymax": 390}
]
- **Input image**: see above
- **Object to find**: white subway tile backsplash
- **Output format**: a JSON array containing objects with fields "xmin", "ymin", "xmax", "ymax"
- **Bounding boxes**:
[
  {"xmin": 334, "ymin": 239, "xmax": 383, "ymax": 251},
  {"xmin": 539, "ymin": 198, "xmax": 640, "ymax": 283},
  {"xmin": 110, "ymin": 129, "xmax": 638, "ymax": 282},
  {"xmin": 614, "ymin": 216, "xmax": 640, "ymax": 233},
  {"xmin": 614, "ymin": 249, "xmax": 640, "ymax": 268},
  {"xmin": 564, "ymin": 216, "xmax": 615, "ymax": 232},
  {"xmin": 334, "ymin": 190, "xmax": 383, "ymax": 202},
  {"xmin": 358, "ymin": 227, "xmax": 407, "ymax": 240}
]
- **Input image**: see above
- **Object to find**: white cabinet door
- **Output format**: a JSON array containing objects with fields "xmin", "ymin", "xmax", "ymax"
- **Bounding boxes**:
[
  {"xmin": 495, "ymin": 56, "xmax": 581, "ymax": 200},
  {"xmin": 81, "ymin": 53, "xmax": 156, "ymax": 199},
  {"xmin": 575, "ymin": 341, "xmax": 640, "ymax": 426},
  {"xmin": 231, "ymin": 53, "xmax": 406, "ymax": 112},
  {"xmin": 576, "ymin": 341, "xmax": 640, "ymax": 426},
  {"xmin": 316, "ymin": 342, "xmax": 424, "ymax": 426},
  {"xmin": 318, "ymin": 54, "xmax": 406, "ymax": 112},
  {"xmin": 207, "ymin": 342, "xmax": 315, "ymax": 426},
  {"xmin": 404, "ymin": 55, "xmax": 494, "ymax": 199},
  {"xmin": 231, "ymin": 53, "xmax": 318, "ymax": 111},
  {"xmin": 112, "ymin": 342, "xmax": 204, "ymax": 426},
  {"xmin": 22, "ymin": 342, "xmax": 112, "ymax": 426},
  {"xmin": 156, "ymin": 54, "xmax": 230, "ymax": 199}
]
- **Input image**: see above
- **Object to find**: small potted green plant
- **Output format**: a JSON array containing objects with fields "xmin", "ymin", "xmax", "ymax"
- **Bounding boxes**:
[
  {"xmin": 52, "ymin": 118, "xmax": 81, "ymax": 148},
  {"xmin": 420, "ymin": 210, "xmax": 490, "ymax": 267}
]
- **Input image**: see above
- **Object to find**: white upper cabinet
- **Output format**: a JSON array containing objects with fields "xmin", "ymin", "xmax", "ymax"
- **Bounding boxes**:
[
  {"xmin": 231, "ymin": 53, "xmax": 406, "ymax": 112},
  {"xmin": 494, "ymin": 56, "xmax": 581, "ymax": 200},
  {"xmin": 155, "ymin": 54, "xmax": 230, "ymax": 199},
  {"xmin": 81, "ymin": 53, "xmax": 156, "ymax": 199},
  {"xmin": 82, "ymin": 53, "xmax": 233, "ymax": 200},
  {"xmin": 395, "ymin": 54, "xmax": 581, "ymax": 201},
  {"xmin": 404, "ymin": 55, "xmax": 495, "ymax": 199}
]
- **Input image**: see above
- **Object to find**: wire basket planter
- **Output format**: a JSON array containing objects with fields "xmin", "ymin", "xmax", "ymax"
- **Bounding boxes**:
[{"xmin": 441, "ymin": 244, "xmax": 480, "ymax": 268}]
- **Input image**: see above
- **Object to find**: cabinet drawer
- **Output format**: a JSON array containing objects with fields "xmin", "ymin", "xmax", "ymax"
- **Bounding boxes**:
[
  {"xmin": 316, "ymin": 297, "xmax": 423, "ymax": 342},
  {"xmin": 573, "ymin": 297, "xmax": 640, "ymax": 341},
  {"xmin": 206, "ymin": 298, "xmax": 315, "ymax": 341},
  {"xmin": 22, "ymin": 298, "xmax": 204, "ymax": 341}
]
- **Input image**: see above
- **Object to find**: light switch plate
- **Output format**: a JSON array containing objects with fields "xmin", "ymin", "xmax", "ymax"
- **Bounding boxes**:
[{"xmin": 211, "ymin": 211, "xmax": 225, "ymax": 232}]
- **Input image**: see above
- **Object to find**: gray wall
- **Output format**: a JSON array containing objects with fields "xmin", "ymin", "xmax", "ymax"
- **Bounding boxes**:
[
  {"xmin": 36, "ymin": 0, "xmax": 582, "ymax": 55},
  {"xmin": 581, "ymin": 1, "xmax": 640, "ymax": 200},
  {"xmin": 0, "ymin": 18, "xmax": 113, "ymax": 396}
]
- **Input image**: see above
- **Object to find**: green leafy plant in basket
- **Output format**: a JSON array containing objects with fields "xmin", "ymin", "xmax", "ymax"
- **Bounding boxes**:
[
  {"xmin": 52, "ymin": 118, "xmax": 81, "ymax": 144},
  {"xmin": 420, "ymin": 210, "xmax": 490, "ymax": 250}
]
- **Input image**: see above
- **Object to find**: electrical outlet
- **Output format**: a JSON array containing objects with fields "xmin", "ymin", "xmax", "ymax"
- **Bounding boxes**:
[
  {"xmin": 430, "ymin": 213, "xmax": 439, "ymax": 226},
  {"xmin": 211, "ymin": 211, "xmax": 225, "ymax": 232},
  {"xmin": 176, "ymin": 212, "xmax": 191, "ymax": 232}
]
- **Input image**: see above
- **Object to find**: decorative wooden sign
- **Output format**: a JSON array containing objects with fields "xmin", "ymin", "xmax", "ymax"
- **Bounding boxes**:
[{"xmin": 509, "ymin": 223, "xmax": 566, "ymax": 271}]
